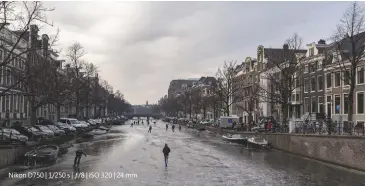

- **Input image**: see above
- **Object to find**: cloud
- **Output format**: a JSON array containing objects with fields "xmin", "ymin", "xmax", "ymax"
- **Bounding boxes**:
[{"xmin": 39, "ymin": 1, "xmax": 355, "ymax": 104}]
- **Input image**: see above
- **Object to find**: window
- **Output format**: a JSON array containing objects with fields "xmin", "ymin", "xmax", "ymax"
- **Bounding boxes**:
[
  {"xmin": 344, "ymin": 94, "xmax": 349, "ymax": 114},
  {"xmin": 318, "ymin": 76, "xmax": 323, "ymax": 91},
  {"xmin": 318, "ymin": 60, "xmax": 322, "ymax": 70},
  {"xmin": 0, "ymin": 49, "xmax": 3, "ymax": 62},
  {"xmin": 344, "ymin": 70, "xmax": 350, "ymax": 86},
  {"xmin": 357, "ymin": 92, "xmax": 364, "ymax": 114},
  {"xmin": 291, "ymin": 94, "xmax": 295, "ymax": 102},
  {"xmin": 314, "ymin": 61, "xmax": 318, "ymax": 71},
  {"xmin": 309, "ymin": 48, "xmax": 314, "ymax": 56},
  {"xmin": 318, "ymin": 96, "xmax": 324, "ymax": 114},
  {"xmin": 295, "ymin": 78, "xmax": 300, "ymax": 88},
  {"xmin": 334, "ymin": 72, "xmax": 341, "ymax": 87},
  {"xmin": 311, "ymin": 96, "xmax": 317, "ymax": 113},
  {"xmin": 311, "ymin": 78, "xmax": 316, "ymax": 92},
  {"xmin": 1, "ymin": 96, "xmax": 4, "ymax": 112},
  {"xmin": 357, "ymin": 67, "xmax": 364, "ymax": 84},
  {"xmin": 304, "ymin": 97, "xmax": 310, "ymax": 113},
  {"xmin": 334, "ymin": 95, "xmax": 340, "ymax": 114},
  {"xmin": 304, "ymin": 65, "xmax": 309, "ymax": 73},
  {"xmin": 5, "ymin": 95, "xmax": 9, "ymax": 111},
  {"xmin": 9, "ymin": 95, "xmax": 13, "ymax": 112},
  {"xmin": 304, "ymin": 79, "xmax": 310, "ymax": 92},
  {"xmin": 326, "ymin": 73, "xmax": 332, "ymax": 88}
]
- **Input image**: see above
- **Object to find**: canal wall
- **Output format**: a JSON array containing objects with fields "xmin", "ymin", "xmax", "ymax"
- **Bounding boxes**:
[
  {"xmin": 0, "ymin": 146, "xmax": 28, "ymax": 169},
  {"xmin": 206, "ymin": 127, "xmax": 365, "ymax": 171}
]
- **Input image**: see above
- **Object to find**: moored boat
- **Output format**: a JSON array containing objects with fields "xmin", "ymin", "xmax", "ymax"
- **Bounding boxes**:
[
  {"xmin": 24, "ymin": 145, "xmax": 59, "ymax": 166},
  {"xmin": 222, "ymin": 134, "xmax": 247, "ymax": 144},
  {"xmin": 247, "ymin": 136, "xmax": 269, "ymax": 149}
]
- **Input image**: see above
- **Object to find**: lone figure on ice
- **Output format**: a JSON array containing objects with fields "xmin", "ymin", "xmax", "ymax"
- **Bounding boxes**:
[
  {"xmin": 148, "ymin": 125, "xmax": 152, "ymax": 133},
  {"xmin": 73, "ymin": 148, "xmax": 87, "ymax": 167},
  {"xmin": 162, "ymin": 143, "xmax": 171, "ymax": 168}
]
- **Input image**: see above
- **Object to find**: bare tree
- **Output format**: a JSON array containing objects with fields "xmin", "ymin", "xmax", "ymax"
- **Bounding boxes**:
[
  {"xmin": 328, "ymin": 1, "xmax": 365, "ymax": 122},
  {"xmin": 0, "ymin": 2, "xmax": 54, "ymax": 97},
  {"xmin": 191, "ymin": 88, "xmax": 202, "ymax": 120},
  {"xmin": 215, "ymin": 61, "xmax": 240, "ymax": 116},
  {"xmin": 259, "ymin": 33, "xmax": 306, "ymax": 124},
  {"xmin": 79, "ymin": 61, "xmax": 98, "ymax": 118},
  {"xmin": 66, "ymin": 42, "xmax": 86, "ymax": 118},
  {"xmin": 48, "ymin": 62, "xmax": 75, "ymax": 120},
  {"xmin": 235, "ymin": 83, "xmax": 261, "ymax": 130}
]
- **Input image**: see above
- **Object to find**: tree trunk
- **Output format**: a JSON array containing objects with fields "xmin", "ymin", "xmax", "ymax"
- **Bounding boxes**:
[
  {"xmin": 203, "ymin": 107, "xmax": 206, "ymax": 119},
  {"xmin": 30, "ymin": 105, "xmax": 37, "ymax": 126},
  {"xmin": 281, "ymin": 104, "xmax": 288, "ymax": 125},
  {"xmin": 347, "ymin": 83, "xmax": 355, "ymax": 122},
  {"xmin": 56, "ymin": 103, "xmax": 61, "ymax": 120},
  {"xmin": 226, "ymin": 105, "xmax": 230, "ymax": 116},
  {"xmin": 75, "ymin": 91, "xmax": 80, "ymax": 118},
  {"xmin": 248, "ymin": 112, "xmax": 253, "ymax": 131}
]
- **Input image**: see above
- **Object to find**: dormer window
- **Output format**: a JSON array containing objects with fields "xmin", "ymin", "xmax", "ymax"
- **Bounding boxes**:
[{"xmin": 309, "ymin": 47, "xmax": 315, "ymax": 56}]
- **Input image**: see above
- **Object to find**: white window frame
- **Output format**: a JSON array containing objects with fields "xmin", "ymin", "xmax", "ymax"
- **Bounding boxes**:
[
  {"xmin": 356, "ymin": 91, "xmax": 364, "ymax": 115},
  {"xmin": 304, "ymin": 97, "xmax": 309, "ymax": 113},
  {"xmin": 343, "ymin": 70, "xmax": 350, "ymax": 87},
  {"xmin": 326, "ymin": 73, "xmax": 332, "ymax": 89},
  {"xmin": 356, "ymin": 67, "xmax": 364, "ymax": 85},
  {"xmin": 304, "ymin": 78, "xmax": 309, "ymax": 93},
  {"xmin": 334, "ymin": 94, "xmax": 341, "ymax": 114},
  {"xmin": 304, "ymin": 65, "xmax": 309, "ymax": 73},
  {"xmin": 317, "ymin": 75, "xmax": 323, "ymax": 91},
  {"xmin": 311, "ymin": 96, "xmax": 317, "ymax": 113},
  {"xmin": 343, "ymin": 93, "xmax": 349, "ymax": 115},
  {"xmin": 317, "ymin": 60, "xmax": 322, "ymax": 71},
  {"xmin": 333, "ymin": 71, "xmax": 341, "ymax": 88},
  {"xmin": 318, "ymin": 96, "xmax": 324, "ymax": 114},
  {"xmin": 310, "ymin": 77, "xmax": 316, "ymax": 92},
  {"xmin": 326, "ymin": 95, "xmax": 332, "ymax": 115}
]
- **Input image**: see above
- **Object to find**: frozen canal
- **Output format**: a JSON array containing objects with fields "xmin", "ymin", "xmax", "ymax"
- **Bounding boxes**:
[{"xmin": 0, "ymin": 120, "xmax": 364, "ymax": 186}]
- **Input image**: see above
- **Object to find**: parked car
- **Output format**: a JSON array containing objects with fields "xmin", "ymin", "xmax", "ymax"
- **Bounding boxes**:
[
  {"xmin": 46, "ymin": 125, "xmax": 66, "ymax": 136},
  {"xmin": 11, "ymin": 126, "xmax": 47, "ymax": 141},
  {"xmin": 79, "ymin": 121, "xmax": 91, "ymax": 127},
  {"xmin": 0, "ymin": 128, "xmax": 28, "ymax": 142},
  {"xmin": 87, "ymin": 119, "xmax": 97, "ymax": 126},
  {"xmin": 54, "ymin": 122, "xmax": 76, "ymax": 135},
  {"xmin": 59, "ymin": 118, "xmax": 88, "ymax": 130},
  {"xmin": 34, "ymin": 125, "xmax": 54, "ymax": 138}
]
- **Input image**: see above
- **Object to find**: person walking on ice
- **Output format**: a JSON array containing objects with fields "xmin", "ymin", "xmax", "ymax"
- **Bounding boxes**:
[{"xmin": 162, "ymin": 143, "xmax": 171, "ymax": 168}]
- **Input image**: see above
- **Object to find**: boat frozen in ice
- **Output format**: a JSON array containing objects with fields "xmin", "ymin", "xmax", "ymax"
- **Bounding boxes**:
[
  {"xmin": 24, "ymin": 145, "xmax": 59, "ymax": 166},
  {"xmin": 247, "ymin": 136, "xmax": 269, "ymax": 149},
  {"xmin": 222, "ymin": 134, "xmax": 247, "ymax": 144}
]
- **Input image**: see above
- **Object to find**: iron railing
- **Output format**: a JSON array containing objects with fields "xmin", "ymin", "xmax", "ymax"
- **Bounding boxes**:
[{"xmin": 293, "ymin": 120, "xmax": 364, "ymax": 136}]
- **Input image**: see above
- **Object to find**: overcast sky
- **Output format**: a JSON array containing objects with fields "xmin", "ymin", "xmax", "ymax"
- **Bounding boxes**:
[{"xmin": 40, "ymin": 1, "xmax": 355, "ymax": 105}]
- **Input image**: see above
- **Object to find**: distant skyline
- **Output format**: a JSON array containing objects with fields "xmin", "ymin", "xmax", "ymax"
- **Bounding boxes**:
[{"xmin": 40, "ymin": 1, "xmax": 357, "ymax": 105}]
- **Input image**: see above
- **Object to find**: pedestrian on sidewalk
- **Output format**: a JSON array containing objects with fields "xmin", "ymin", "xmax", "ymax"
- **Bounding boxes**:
[
  {"xmin": 166, "ymin": 124, "xmax": 168, "ymax": 131},
  {"xmin": 162, "ymin": 143, "xmax": 171, "ymax": 168},
  {"xmin": 73, "ymin": 148, "xmax": 87, "ymax": 167},
  {"xmin": 148, "ymin": 125, "xmax": 152, "ymax": 133}
]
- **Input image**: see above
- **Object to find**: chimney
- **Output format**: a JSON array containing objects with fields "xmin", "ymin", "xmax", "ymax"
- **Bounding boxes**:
[
  {"xmin": 29, "ymin": 25, "xmax": 39, "ymax": 48},
  {"xmin": 283, "ymin": 44, "xmax": 289, "ymax": 50},
  {"xmin": 318, "ymin": 39, "xmax": 326, "ymax": 45},
  {"xmin": 41, "ymin": 34, "xmax": 49, "ymax": 57}
]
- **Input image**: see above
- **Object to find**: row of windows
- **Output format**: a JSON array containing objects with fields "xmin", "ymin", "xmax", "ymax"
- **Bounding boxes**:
[
  {"xmin": 303, "ymin": 68, "xmax": 364, "ymax": 93},
  {"xmin": 303, "ymin": 61, "xmax": 323, "ymax": 73},
  {"xmin": 0, "ymin": 49, "xmax": 26, "ymax": 70},
  {"xmin": 303, "ymin": 92, "xmax": 364, "ymax": 115}
]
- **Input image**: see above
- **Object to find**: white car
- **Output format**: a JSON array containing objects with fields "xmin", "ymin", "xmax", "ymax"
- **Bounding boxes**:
[{"xmin": 59, "ymin": 118, "xmax": 88, "ymax": 129}]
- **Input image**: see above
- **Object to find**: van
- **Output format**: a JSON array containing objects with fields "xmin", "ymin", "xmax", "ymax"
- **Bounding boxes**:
[{"xmin": 58, "ymin": 118, "xmax": 88, "ymax": 130}]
